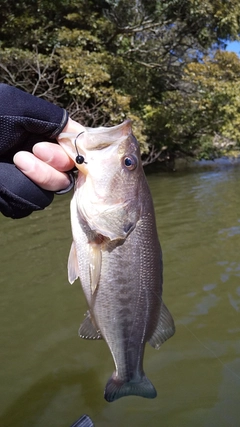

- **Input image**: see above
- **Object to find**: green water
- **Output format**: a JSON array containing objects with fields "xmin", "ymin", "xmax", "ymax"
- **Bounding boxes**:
[{"xmin": 0, "ymin": 161, "xmax": 240, "ymax": 427}]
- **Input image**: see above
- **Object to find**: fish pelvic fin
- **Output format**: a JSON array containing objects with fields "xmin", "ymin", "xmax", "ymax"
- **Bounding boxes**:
[
  {"xmin": 68, "ymin": 242, "xmax": 79, "ymax": 284},
  {"xmin": 78, "ymin": 311, "xmax": 102, "ymax": 340},
  {"xmin": 104, "ymin": 374, "xmax": 157, "ymax": 403},
  {"xmin": 148, "ymin": 300, "xmax": 175, "ymax": 350},
  {"xmin": 88, "ymin": 243, "xmax": 101, "ymax": 294}
]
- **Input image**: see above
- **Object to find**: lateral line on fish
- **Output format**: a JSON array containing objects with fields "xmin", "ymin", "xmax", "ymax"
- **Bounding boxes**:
[{"xmin": 126, "ymin": 281, "xmax": 149, "ymax": 372}]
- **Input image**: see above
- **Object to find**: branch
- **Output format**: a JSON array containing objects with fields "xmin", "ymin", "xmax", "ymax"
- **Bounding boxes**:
[{"xmin": 142, "ymin": 145, "xmax": 167, "ymax": 166}]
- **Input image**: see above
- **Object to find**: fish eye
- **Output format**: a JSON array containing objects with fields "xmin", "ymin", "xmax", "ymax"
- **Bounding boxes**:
[{"xmin": 123, "ymin": 155, "xmax": 137, "ymax": 171}]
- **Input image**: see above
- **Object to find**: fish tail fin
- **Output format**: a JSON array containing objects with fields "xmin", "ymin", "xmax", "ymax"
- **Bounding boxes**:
[{"xmin": 104, "ymin": 374, "xmax": 157, "ymax": 403}]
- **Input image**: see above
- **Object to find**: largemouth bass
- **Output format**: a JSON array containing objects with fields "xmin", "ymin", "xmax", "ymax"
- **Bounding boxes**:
[{"xmin": 58, "ymin": 120, "xmax": 175, "ymax": 402}]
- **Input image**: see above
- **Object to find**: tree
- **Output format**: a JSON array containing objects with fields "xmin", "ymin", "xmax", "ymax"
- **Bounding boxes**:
[
  {"xmin": 143, "ymin": 50, "xmax": 240, "ymax": 160},
  {"xmin": 0, "ymin": 0, "xmax": 240, "ymax": 163},
  {"xmin": 104, "ymin": 0, "xmax": 240, "ymax": 161}
]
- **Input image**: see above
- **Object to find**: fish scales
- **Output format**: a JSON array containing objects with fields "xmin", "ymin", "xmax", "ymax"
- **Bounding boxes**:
[{"xmin": 58, "ymin": 120, "xmax": 175, "ymax": 402}]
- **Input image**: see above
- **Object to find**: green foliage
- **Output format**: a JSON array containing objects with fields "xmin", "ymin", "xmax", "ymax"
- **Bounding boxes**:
[
  {"xmin": 183, "ymin": 51, "xmax": 240, "ymax": 149},
  {"xmin": 0, "ymin": 0, "xmax": 240, "ymax": 163},
  {"xmin": 142, "ymin": 50, "xmax": 240, "ymax": 159}
]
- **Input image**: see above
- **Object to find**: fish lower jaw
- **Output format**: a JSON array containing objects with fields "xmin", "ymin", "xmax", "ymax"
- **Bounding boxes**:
[{"xmin": 104, "ymin": 373, "xmax": 157, "ymax": 403}]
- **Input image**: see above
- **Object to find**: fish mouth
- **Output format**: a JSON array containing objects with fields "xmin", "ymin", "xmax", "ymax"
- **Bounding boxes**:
[
  {"xmin": 58, "ymin": 120, "xmax": 134, "ymax": 172},
  {"xmin": 84, "ymin": 120, "xmax": 132, "ymax": 151}
]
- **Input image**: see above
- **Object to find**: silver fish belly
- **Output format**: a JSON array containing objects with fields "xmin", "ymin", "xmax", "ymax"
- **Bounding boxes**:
[{"xmin": 61, "ymin": 120, "xmax": 175, "ymax": 402}]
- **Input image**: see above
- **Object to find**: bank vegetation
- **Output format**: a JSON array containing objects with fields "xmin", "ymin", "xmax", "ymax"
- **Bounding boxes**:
[{"xmin": 1, "ymin": 0, "xmax": 240, "ymax": 166}]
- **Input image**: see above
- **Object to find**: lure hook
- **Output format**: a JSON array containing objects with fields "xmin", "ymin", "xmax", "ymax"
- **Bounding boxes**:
[{"xmin": 74, "ymin": 131, "xmax": 87, "ymax": 164}]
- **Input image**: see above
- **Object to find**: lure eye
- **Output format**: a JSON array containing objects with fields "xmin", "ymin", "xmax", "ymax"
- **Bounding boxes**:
[
  {"xmin": 75, "ymin": 154, "xmax": 85, "ymax": 164},
  {"xmin": 123, "ymin": 155, "xmax": 137, "ymax": 171}
]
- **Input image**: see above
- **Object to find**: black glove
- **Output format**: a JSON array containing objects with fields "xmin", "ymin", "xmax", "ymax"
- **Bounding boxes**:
[
  {"xmin": 0, "ymin": 84, "xmax": 68, "ymax": 219},
  {"xmin": 0, "ymin": 163, "xmax": 54, "ymax": 218}
]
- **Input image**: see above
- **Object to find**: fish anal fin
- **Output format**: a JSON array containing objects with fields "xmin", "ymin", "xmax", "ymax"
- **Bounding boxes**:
[
  {"xmin": 148, "ymin": 300, "xmax": 175, "ymax": 350},
  {"xmin": 68, "ymin": 241, "xmax": 79, "ymax": 284},
  {"xmin": 78, "ymin": 311, "xmax": 102, "ymax": 340},
  {"xmin": 104, "ymin": 374, "xmax": 157, "ymax": 403},
  {"xmin": 88, "ymin": 243, "xmax": 101, "ymax": 294}
]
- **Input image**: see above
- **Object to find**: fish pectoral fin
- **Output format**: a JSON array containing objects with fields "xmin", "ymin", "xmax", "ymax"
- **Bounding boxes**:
[
  {"xmin": 68, "ymin": 241, "xmax": 79, "ymax": 284},
  {"xmin": 78, "ymin": 311, "xmax": 102, "ymax": 340},
  {"xmin": 89, "ymin": 243, "xmax": 101, "ymax": 294},
  {"xmin": 148, "ymin": 300, "xmax": 175, "ymax": 350}
]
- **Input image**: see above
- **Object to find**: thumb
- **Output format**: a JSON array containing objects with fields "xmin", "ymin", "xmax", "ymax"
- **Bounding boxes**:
[{"xmin": 13, "ymin": 151, "xmax": 71, "ymax": 192}]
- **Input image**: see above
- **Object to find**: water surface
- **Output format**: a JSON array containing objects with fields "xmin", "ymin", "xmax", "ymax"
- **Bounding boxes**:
[{"xmin": 0, "ymin": 162, "xmax": 240, "ymax": 427}]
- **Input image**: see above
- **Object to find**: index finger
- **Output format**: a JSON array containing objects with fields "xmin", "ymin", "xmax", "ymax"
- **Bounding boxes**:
[{"xmin": 33, "ymin": 142, "xmax": 75, "ymax": 171}]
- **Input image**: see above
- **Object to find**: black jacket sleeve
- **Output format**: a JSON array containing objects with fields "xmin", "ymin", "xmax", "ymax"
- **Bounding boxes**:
[{"xmin": 0, "ymin": 84, "xmax": 69, "ymax": 219}]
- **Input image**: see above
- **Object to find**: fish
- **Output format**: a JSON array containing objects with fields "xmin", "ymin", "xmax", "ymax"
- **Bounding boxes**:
[{"xmin": 58, "ymin": 120, "xmax": 175, "ymax": 403}]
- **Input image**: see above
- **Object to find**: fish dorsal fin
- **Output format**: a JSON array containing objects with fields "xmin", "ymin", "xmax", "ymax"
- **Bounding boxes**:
[
  {"xmin": 68, "ymin": 241, "xmax": 79, "ymax": 284},
  {"xmin": 148, "ymin": 300, "xmax": 175, "ymax": 350},
  {"xmin": 78, "ymin": 311, "xmax": 102, "ymax": 340},
  {"xmin": 89, "ymin": 243, "xmax": 101, "ymax": 294}
]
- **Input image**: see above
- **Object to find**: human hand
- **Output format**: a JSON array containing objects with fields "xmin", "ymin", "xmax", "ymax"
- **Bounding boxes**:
[
  {"xmin": 13, "ymin": 118, "xmax": 84, "ymax": 192},
  {"xmin": 13, "ymin": 143, "xmax": 75, "ymax": 192}
]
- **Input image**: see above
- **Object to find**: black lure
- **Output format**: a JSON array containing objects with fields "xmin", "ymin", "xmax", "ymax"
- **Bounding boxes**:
[{"xmin": 74, "ymin": 131, "xmax": 87, "ymax": 164}]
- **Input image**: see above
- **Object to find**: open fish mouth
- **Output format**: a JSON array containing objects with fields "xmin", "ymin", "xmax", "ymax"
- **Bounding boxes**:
[{"xmin": 59, "ymin": 119, "xmax": 133, "ymax": 155}]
